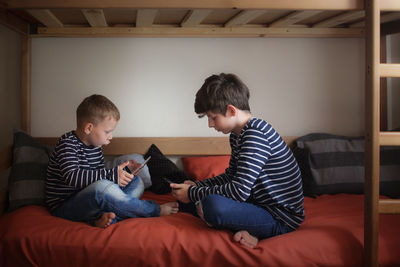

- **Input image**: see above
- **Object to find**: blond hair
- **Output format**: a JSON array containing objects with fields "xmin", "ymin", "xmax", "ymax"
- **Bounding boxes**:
[{"xmin": 76, "ymin": 94, "xmax": 120, "ymax": 128}]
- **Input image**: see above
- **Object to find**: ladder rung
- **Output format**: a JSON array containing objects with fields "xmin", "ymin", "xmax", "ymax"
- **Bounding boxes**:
[
  {"xmin": 380, "ymin": 132, "xmax": 400, "ymax": 146},
  {"xmin": 380, "ymin": 63, "xmax": 400, "ymax": 78},
  {"xmin": 379, "ymin": 199, "xmax": 400, "ymax": 214},
  {"xmin": 380, "ymin": 64, "xmax": 400, "ymax": 78}
]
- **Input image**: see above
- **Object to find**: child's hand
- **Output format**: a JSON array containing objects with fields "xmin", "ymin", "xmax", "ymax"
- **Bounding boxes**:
[
  {"xmin": 171, "ymin": 183, "xmax": 191, "ymax": 203},
  {"xmin": 118, "ymin": 161, "xmax": 134, "ymax": 187},
  {"xmin": 184, "ymin": 180, "xmax": 196, "ymax": 187}
]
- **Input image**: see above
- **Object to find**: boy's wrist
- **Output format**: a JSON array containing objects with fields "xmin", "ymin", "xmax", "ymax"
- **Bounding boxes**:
[
  {"xmin": 113, "ymin": 166, "xmax": 119, "ymax": 183},
  {"xmin": 187, "ymin": 185, "xmax": 196, "ymax": 202}
]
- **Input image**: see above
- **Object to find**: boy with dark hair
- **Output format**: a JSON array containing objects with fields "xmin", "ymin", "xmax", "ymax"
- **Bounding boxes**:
[
  {"xmin": 172, "ymin": 73, "xmax": 304, "ymax": 248},
  {"xmin": 46, "ymin": 94, "xmax": 178, "ymax": 228}
]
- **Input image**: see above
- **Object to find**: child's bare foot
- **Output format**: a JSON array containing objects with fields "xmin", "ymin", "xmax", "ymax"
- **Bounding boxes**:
[
  {"xmin": 160, "ymin": 202, "xmax": 179, "ymax": 216},
  {"xmin": 94, "ymin": 212, "xmax": 116, "ymax": 228},
  {"xmin": 233, "ymin": 230, "xmax": 258, "ymax": 248}
]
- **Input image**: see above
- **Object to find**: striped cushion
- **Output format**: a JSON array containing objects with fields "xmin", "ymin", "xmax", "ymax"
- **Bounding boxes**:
[
  {"xmin": 294, "ymin": 133, "xmax": 400, "ymax": 198},
  {"xmin": 8, "ymin": 130, "xmax": 52, "ymax": 212}
]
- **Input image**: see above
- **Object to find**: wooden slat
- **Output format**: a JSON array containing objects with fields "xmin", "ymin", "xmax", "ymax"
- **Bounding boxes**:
[
  {"xmin": 379, "ymin": 132, "xmax": 400, "ymax": 146},
  {"xmin": 27, "ymin": 9, "xmax": 63, "ymax": 27},
  {"xmin": 380, "ymin": 0, "xmax": 400, "ymax": 11},
  {"xmin": 105, "ymin": 137, "xmax": 231, "ymax": 155},
  {"xmin": 350, "ymin": 11, "xmax": 400, "ymax": 28},
  {"xmin": 82, "ymin": 9, "xmax": 108, "ymax": 27},
  {"xmin": 35, "ymin": 136, "xmax": 297, "ymax": 156},
  {"xmin": 224, "ymin": 10, "xmax": 266, "ymax": 27},
  {"xmin": 21, "ymin": 36, "xmax": 31, "ymax": 134},
  {"xmin": 36, "ymin": 26, "xmax": 364, "ymax": 38},
  {"xmin": 181, "ymin": 9, "xmax": 212, "ymax": 27},
  {"xmin": 136, "ymin": 9, "xmax": 158, "ymax": 27},
  {"xmin": 0, "ymin": 8, "xmax": 29, "ymax": 35},
  {"xmin": 269, "ymin": 10, "xmax": 322, "ymax": 27},
  {"xmin": 313, "ymin": 10, "xmax": 365, "ymax": 28},
  {"xmin": 379, "ymin": 199, "xmax": 400, "ymax": 214},
  {"xmin": 380, "ymin": 64, "xmax": 400, "ymax": 78},
  {"xmin": 3, "ymin": 0, "xmax": 364, "ymax": 10},
  {"xmin": 0, "ymin": 146, "xmax": 12, "ymax": 171},
  {"xmin": 364, "ymin": 0, "xmax": 380, "ymax": 266},
  {"xmin": 380, "ymin": 12, "xmax": 400, "ymax": 24},
  {"xmin": 36, "ymin": 137, "xmax": 231, "ymax": 156}
]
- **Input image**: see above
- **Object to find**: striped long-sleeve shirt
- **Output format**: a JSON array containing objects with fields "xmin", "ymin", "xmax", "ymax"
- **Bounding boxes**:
[
  {"xmin": 188, "ymin": 117, "xmax": 305, "ymax": 230},
  {"xmin": 46, "ymin": 131, "xmax": 118, "ymax": 211}
]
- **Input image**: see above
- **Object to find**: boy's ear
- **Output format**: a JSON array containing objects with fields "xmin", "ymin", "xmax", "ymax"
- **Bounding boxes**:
[
  {"xmin": 226, "ymin": 105, "xmax": 237, "ymax": 117},
  {"xmin": 83, "ymin": 122, "xmax": 94, "ymax": 135}
]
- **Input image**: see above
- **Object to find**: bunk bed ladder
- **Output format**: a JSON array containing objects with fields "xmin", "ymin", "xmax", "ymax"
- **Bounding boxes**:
[{"xmin": 365, "ymin": 0, "xmax": 400, "ymax": 266}]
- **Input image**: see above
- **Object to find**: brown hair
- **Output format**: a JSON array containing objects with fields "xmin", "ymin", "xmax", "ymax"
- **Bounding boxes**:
[
  {"xmin": 76, "ymin": 94, "xmax": 120, "ymax": 128},
  {"xmin": 194, "ymin": 73, "xmax": 250, "ymax": 117}
]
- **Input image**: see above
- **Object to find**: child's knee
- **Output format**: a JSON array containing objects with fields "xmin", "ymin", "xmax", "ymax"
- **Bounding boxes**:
[
  {"xmin": 128, "ymin": 176, "xmax": 144, "ymax": 198},
  {"xmin": 134, "ymin": 176, "xmax": 144, "ymax": 193},
  {"xmin": 199, "ymin": 195, "xmax": 226, "ymax": 227},
  {"xmin": 91, "ymin": 180, "xmax": 115, "ymax": 195}
]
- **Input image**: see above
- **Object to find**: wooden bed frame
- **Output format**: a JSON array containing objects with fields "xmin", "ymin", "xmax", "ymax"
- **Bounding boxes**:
[{"xmin": 1, "ymin": 1, "xmax": 400, "ymax": 266}]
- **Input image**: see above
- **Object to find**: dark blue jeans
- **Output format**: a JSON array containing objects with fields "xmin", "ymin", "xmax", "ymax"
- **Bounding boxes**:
[
  {"xmin": 180, "ymin": 194, "xmax": 292, "ymax": 239},
  {"xmin": 52, "ymin": 177, "xmax": 160, "ymax": 225}
]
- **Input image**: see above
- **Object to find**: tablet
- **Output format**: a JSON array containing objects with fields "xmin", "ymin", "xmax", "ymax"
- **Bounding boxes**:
[{"xmin": 132, "ymin": 156, "xmax": 151, "ymax": 175}]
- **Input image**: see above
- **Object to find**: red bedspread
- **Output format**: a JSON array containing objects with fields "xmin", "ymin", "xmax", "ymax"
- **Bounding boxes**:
[{"xmin": 1, "ymin": 193, "xmax": 399, "ymax": 267}]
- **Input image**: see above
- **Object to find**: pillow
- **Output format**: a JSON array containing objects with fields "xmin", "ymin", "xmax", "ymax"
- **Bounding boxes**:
[
  {"xmin": 293, "ymin": 133, "xmax": 400, "ymax": 198},
  {"xmin": 105, "ymin": 153, "xmax": 152, "ymax": 189},
  {"xmin": 8, "ymin": 129, "xmax": 52, "ymax": 212},
  {"xmin": 182, "ymin": 156, "xmax": 230, "ymax": 181},
  {"xmin": 144, "ymin": 144, "xmax": 189, "ymax": 194}
]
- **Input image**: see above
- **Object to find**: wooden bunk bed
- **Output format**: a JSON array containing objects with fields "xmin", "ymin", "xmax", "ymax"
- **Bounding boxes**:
[{"xmin": 0, "ymin": 1, "xmax": 399, "ymax": 266}]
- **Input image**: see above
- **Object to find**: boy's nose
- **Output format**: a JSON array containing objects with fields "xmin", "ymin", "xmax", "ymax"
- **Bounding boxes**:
[{"xmin": 208, "ymin": 119, "xmax": 214, "ymax": 128}]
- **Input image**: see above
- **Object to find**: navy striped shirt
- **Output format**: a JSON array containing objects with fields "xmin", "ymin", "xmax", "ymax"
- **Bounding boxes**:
[
  {"xmin": 188, "ymin": 118, "xmax": 305, "ymax": 230},
  {"xmin": 46, "ymin": 131, "xmax": 118, "ymax": 211}
]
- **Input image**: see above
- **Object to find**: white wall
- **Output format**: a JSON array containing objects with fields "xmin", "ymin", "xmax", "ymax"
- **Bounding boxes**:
[
  {"xmin": 0, "ymin": 24, "xmax": 21, "ymax": 147},
  {"xmin": 387, "ymin": 33, "xmax": 400, "ymax": 130},
  {"xmin": 31, "ymin": 37, "xmax": 365, "ymax": 138}
]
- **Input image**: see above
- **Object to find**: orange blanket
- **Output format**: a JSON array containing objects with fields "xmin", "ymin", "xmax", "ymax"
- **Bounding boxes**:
[{"xmin": 1, "ymin": 193, "xmax": 399, "ymax": 267}]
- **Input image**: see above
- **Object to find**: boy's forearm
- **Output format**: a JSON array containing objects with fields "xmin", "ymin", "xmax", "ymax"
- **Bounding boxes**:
[
  {"xmin": 64, "ymin": 167, "xmax": 118, "ymax": 188},
  {"xmin": 196, "ymin": 173, "xmax": 229, "ymax": 187}
]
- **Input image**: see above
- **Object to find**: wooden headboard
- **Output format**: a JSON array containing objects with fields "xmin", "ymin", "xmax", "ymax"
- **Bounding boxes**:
[
  {"xmin": 36, "ymin": 136, "xmax": 298, "ymax": 156},
  {"xmin": 0, "ymin": 136, "xmax": 298, "ymax": 171}
]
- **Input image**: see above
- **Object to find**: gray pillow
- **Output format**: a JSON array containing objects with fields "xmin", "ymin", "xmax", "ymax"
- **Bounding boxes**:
[
  {"xmin": 105, "ymin": 154, "xmax": 152, "ymax": 189},
  {"xmin": 294, "ymin": 133, "xmax": 400, "ymax": 198},
  {"xmin": 8, "ymin": 129, "xmax": 52, "ymax": 212}
]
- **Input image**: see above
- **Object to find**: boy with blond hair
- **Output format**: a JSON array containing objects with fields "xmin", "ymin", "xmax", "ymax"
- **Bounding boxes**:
[{"xmin": 46, "ymin": 94, "xmax": 178, "ymax": 228}]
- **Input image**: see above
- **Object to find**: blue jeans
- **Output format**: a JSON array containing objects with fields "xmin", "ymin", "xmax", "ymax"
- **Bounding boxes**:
[
  {"xmin": 52, "ymin": 177, "xmax": 161, "ymax": 225},
  {"xmin": 180, "ymin": 194, "xmax": 292, "ymax": 239}
]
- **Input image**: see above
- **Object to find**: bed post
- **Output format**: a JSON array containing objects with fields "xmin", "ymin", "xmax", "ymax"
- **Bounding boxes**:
[
  {"xmin": 364, "ymin": 0, "xmax": 380, "ymax": 266},
  {"xmin": 379, "ymin": 36, "xmax": 387, "ymax": 131},
  {"xmin": 21, "ymin": 35, "xmax": 31, "ymax": 134},
  {"xmin": 0, "ymin": 9, "xmax": 31, "ymax": 134}
]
